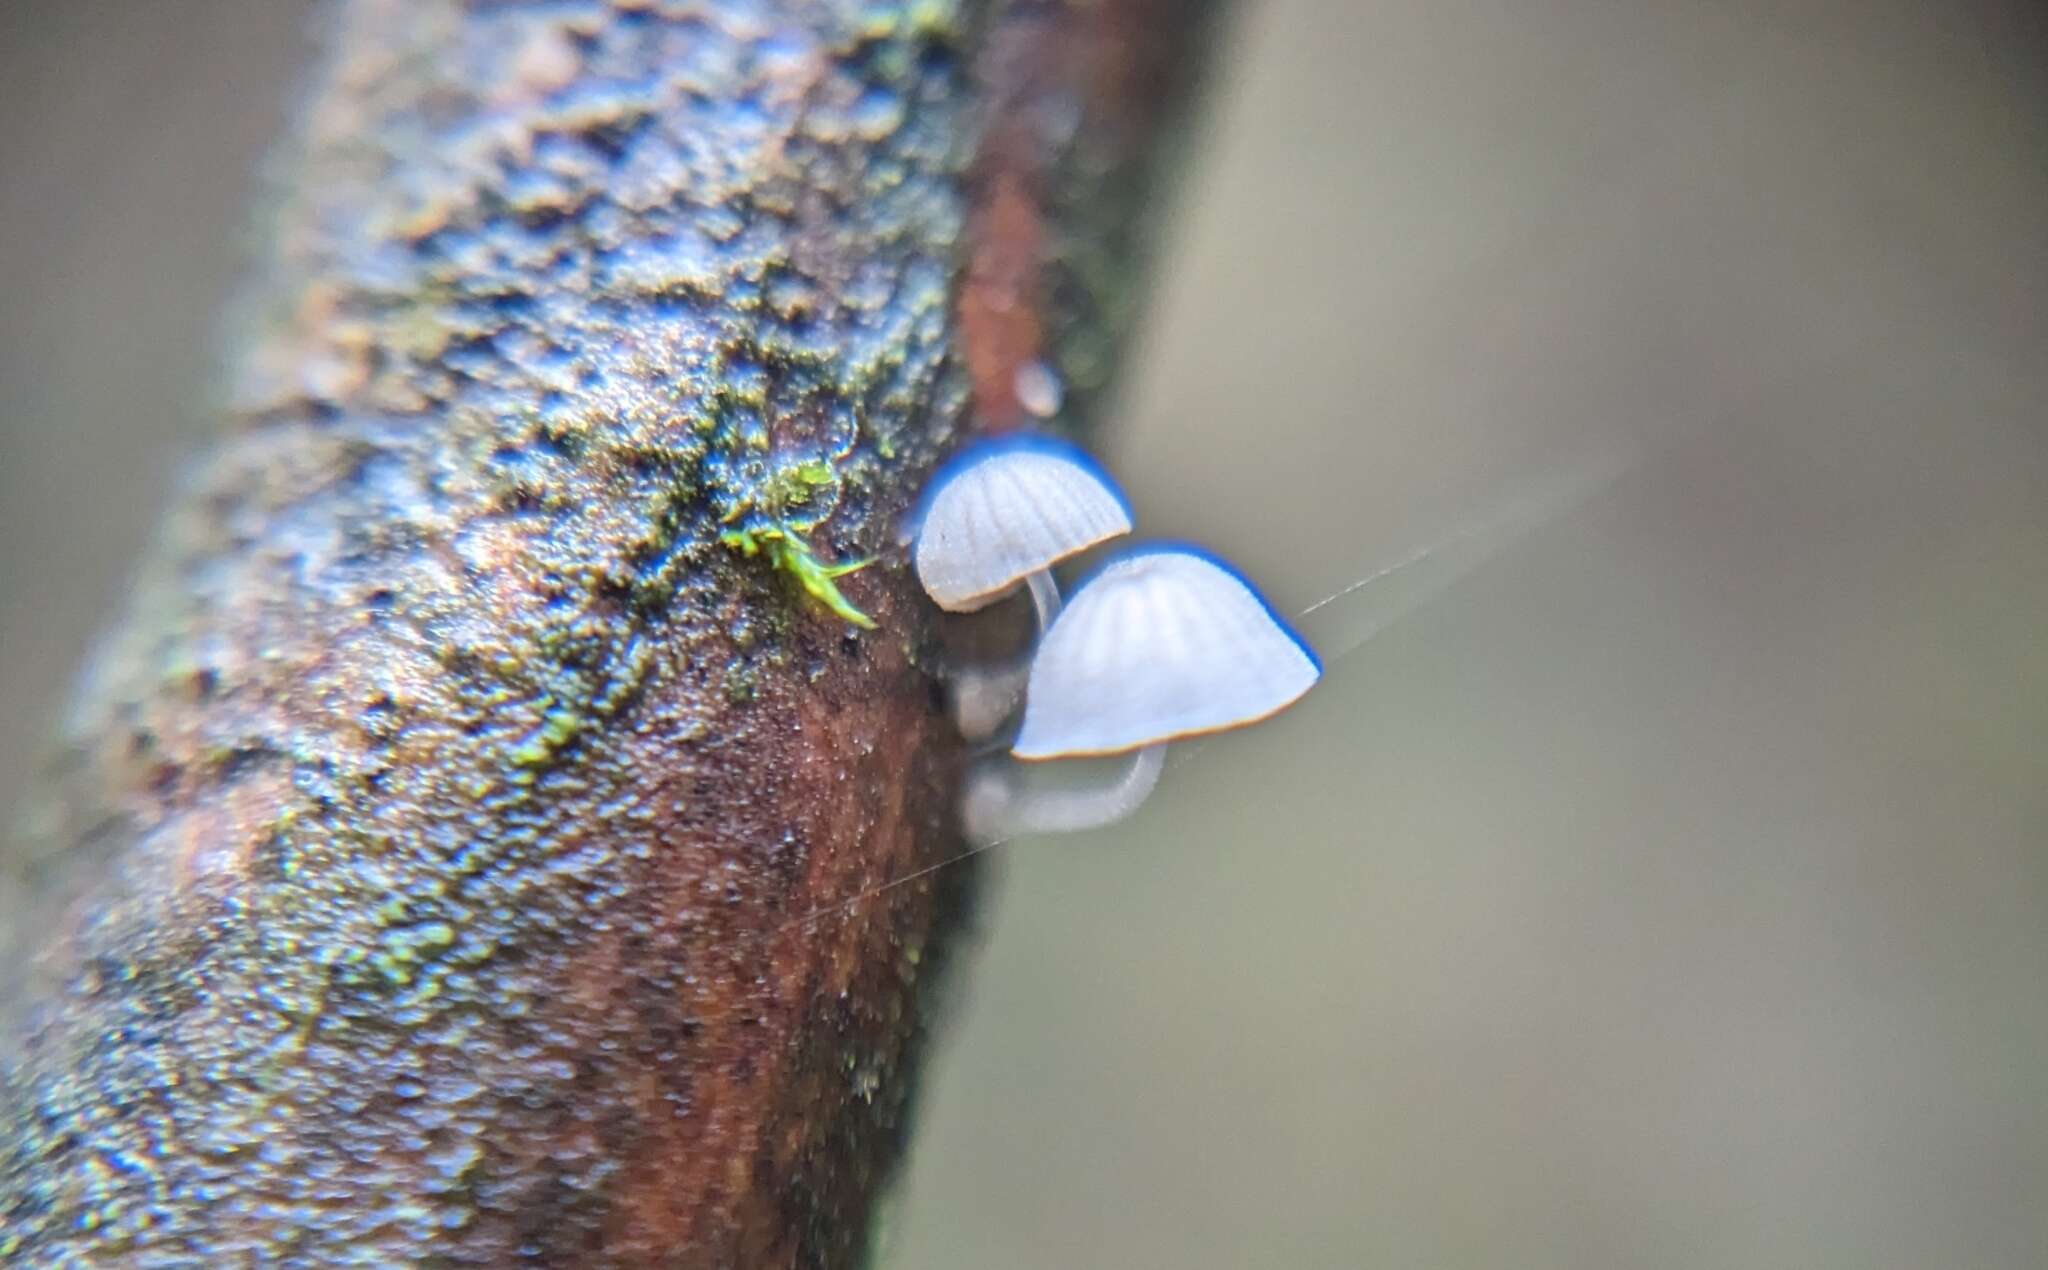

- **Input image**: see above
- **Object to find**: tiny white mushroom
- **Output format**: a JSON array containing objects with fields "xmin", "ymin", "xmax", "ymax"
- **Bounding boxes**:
[
  {"xmin": 1011, "ymin": 545, "xmax": 1322, "ymax": 760},
  {"xmin": 910, "ymin": 433, "xmax": 1132, "ymax": 626},
  {"xmin": 910, "ymin": 434, "xmax": 1132, "ymax": 742}
]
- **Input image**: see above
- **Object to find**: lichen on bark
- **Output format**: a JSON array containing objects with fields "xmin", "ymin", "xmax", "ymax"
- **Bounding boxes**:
[{"xmin": 0, "ymin": 0, "xmax": 1219, "ymax": 1263}]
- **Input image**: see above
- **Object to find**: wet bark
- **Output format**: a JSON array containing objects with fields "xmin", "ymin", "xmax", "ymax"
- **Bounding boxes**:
[{"xmin": 0, "ymin": 0, "xmax": 1220, "ymax": 1264}]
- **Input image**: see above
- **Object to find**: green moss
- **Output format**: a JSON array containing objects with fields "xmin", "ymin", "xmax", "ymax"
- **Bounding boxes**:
[
  {"xmin": 371, "ymin": 921, "xmax": 458, "ymax": 988},
  {"xmin": 509, "ymin": 700, "xmax": 584, "ymax": 768},
  {"xmin": 723, "ymin": 524, "xmax": 877, "ymax": 629},
  {"xmin": 723, "ymin": 660, "xmax": 758, "ymax": 704}
]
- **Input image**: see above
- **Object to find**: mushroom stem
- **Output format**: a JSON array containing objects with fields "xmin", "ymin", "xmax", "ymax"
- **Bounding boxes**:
[
  {"xmin": 948, "ymin": 569, "xmax": 1064, "ymax": 743},
  {"xmin": 948, "ymin": 657, "xmax": 1032, "ymax": 744},
  {"xmin": 1024, "ymin": 568, "xmax": 1063, "ymax": 629},
  {"xmin": 960, "ymin": 744, "xmax": 1165, "ymax": 844}
]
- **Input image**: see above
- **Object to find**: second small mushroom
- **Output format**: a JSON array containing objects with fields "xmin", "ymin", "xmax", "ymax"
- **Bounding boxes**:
[
  {"xmin": 1011, "ymin": 545, "xmax": 1322, "ymax": 760},
  {"xmin": 911, "ymin": 433, "xmax": 1132, "ymax": 626},
  {"xmin": 964, "ymin": 545, "xmax": 1322, "ymax": 843},
  {"xmin": 910, "ymin": 434, "xmax": 1132, "ymax": 741}
]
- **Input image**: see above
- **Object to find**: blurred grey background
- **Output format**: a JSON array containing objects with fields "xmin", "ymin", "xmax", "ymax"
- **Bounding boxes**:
[{"xmin": 2, "ymin": 3, "xmax": 2043, "ymax": 1267}]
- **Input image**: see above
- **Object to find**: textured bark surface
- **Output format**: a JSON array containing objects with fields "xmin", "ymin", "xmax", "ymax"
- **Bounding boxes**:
[{"xmin": 0, "ymin": 0, "xmax": 1218, "ymax": 1264}]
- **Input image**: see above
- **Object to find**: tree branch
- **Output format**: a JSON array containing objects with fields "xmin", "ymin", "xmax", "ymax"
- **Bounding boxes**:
[{"xmin": 0, "ymin": 0, "xmax": 1219, "ymax": 1264}]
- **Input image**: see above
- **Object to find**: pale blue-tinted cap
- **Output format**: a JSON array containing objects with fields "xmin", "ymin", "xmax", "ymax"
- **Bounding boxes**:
[
  {"xmin": 1011, "ymin": 545, "xmax": 1322, "ymax": 759},
  {"xmin": 911, "ymin": 434, "xmax": 1132, "ymax": 612}
]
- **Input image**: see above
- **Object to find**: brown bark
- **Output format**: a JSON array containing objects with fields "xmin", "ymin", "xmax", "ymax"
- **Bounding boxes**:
[{"xmin": 0, "ymin": 0, "xmax": 1219, "ymax": 1264}]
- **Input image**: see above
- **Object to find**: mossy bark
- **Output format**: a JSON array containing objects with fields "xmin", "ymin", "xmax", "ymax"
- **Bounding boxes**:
[{"xmin": 0, "ymin": 0, "xmax": 1219, "ymax": 1264}]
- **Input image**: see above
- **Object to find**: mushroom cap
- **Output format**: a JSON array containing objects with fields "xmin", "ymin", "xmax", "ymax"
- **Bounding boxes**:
[
  {"xmin": 911, "ymin": 433, "xmax": 1132, "ymax": 612},
  {"xmin": 1011, "ymin": 545, "xmax": 1322, "ymax": 759}
]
